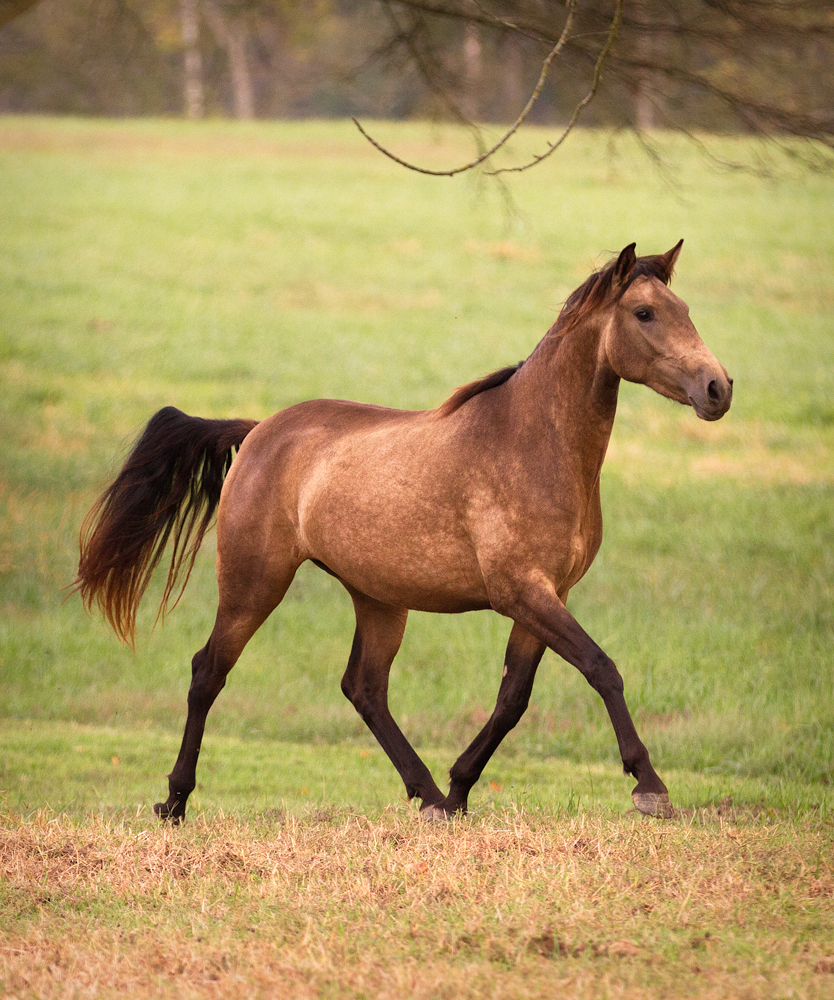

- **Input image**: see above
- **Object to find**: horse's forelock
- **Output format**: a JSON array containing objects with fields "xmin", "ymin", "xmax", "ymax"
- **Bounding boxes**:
[{"xmin": 633, "ymin": 252, "xmax": 677, "ymax": 286}]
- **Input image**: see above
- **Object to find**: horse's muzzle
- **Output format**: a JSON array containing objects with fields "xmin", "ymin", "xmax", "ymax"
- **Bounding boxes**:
[{"xmin": 690, "ymin": 369, "xmax": 733, "ymax": 421}]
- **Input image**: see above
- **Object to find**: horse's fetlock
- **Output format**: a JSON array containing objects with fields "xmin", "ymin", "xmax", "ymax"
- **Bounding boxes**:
[
  {"xmin": 449, "ymin": 761, "xmax": 473, "ymax": 788},
  {"xmin": 622, "ymin": 748, "xmax": 650, "ymax": 780},
  {"xmin": 170, "ymin": 777, "xmax": 195, "ymax": 798}
]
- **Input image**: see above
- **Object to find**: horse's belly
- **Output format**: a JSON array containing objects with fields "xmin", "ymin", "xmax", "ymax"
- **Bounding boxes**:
[
  {"xmin": 343, "ymin": 566, "xmax": 492, "ymax": 614},
  {"xmin": 301, "ymin": 495, "xmax": 490, "ymax": 612}
]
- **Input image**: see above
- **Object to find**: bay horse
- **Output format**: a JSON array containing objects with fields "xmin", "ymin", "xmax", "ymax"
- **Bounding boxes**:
[{"xmin": 74, "ymin": 241, "xmax": 732, "ymax": 822}]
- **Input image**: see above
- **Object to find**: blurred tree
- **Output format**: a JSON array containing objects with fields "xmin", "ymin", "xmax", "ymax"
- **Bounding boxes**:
[
  {"xmin": 0, "ymin": 0, "xmax": 831, "ymax": 170},
  {"xmin": 0, "ymin": 0, "xmax": 183, "ymax": 115},
  {"xmin": 0, "ymin": 0, "xmax": 39, "ymax": 30},
  {"xmin": 365, "ymin": 1, "xmax": 833, "ymax": 172},
  {"xmin": 180, "ymin": 0, "xmax": 204, "ymax": 118},
  {"xmin": 202, "ymin": 1, "xmax": 254, "ymax": 119}
]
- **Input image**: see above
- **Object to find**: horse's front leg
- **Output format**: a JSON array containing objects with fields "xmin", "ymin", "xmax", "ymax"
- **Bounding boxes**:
[
  {"xmin": 422, "ymin": 622, "xmax": 546, "ymax": 820},
  {"xmin": 497, "ymin": 575, "xmax": 673, "ymax": 817}
]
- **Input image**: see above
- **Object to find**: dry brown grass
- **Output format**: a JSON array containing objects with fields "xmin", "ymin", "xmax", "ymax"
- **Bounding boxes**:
[{"xmin": 1, "ymin": 808, "xmax": 832, "ymax": 999}]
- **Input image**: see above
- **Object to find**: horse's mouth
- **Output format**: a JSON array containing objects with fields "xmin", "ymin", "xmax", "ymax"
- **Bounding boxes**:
[{"xmin": 689, "ymin": 394, "xmax": 732, "ymax": 421}]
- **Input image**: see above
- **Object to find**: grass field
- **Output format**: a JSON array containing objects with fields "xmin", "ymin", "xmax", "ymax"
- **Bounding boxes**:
[{"xmin": 1, "ymin": 117, "xmax": 833, "ymax": 997}]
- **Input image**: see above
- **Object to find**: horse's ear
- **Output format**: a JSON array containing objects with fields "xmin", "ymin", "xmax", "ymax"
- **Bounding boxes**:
[
  {"xmin": 659, "ymin": 238, "xmax": 684, "ymax": 282},
  {"xmin": 613, "ymin": 243, "xmax": 637, "ymax": 287}
]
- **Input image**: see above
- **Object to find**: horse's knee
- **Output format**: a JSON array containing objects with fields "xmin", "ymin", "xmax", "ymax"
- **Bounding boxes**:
[
  {"xmin": 341, "ymin": 659, "xmax": 387, "ymax": 722},
  {"xmin": 342, "ymin": 681, "xmax": 381, "ymax": 722},
  {"xmin": 583, "ymin": 652, "xmax": 624, "ymax": 697},
  {"xmin": 341, "ymin": 628, "xmax": 391, "ymax": 721}
]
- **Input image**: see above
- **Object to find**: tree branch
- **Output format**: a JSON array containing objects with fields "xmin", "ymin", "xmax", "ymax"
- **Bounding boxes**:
[
  {"xmin": 352, "ymin": 0, "xmax": 578, "ymax": 177},
  {"xmin": 488, "ymin": 0, "xmax": 623, "ymax": 175}
]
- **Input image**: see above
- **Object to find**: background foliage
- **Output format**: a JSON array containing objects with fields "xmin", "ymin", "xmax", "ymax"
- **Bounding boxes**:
[{"xmin": 0, "ymin": 0, "xmax": 832, "ymax": 161}]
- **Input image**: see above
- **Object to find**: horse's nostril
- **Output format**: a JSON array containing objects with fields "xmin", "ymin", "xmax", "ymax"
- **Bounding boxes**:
[{"xmin": 707, "ymin": 379, "xmax": 720, "ymax": 402}]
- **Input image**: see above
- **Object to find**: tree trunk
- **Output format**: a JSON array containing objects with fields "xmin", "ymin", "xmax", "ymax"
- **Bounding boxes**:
[
  {"xmin": 501, "ymin": 31, "xmax": 524, "ymax": 123},
  {"xmin": 180, "ymin": 0, "xmax": 205, "ymax": 118},
  {"xmin": 462, "ymin": 21, "xmax": 482, "ymax": 122},
  {"xmin": 180, "ymin": 0, "xmax": 204, "ymax": 120},
  {"xmin": 203, "ymin": 1, "xmax": 254, "ymax": 120},
  {"xmin": 632, "ymin": 0, "xmax": 661, "ymax": 130}
]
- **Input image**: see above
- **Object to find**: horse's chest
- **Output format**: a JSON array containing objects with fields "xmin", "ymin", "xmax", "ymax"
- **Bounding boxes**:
[
  {"xmin": 562, "ymin": 533, "xmax": 591, "ymax": 591},
  {"xmin": 549, "ymin": 494, "xmax": 603, "ymax": 593}
]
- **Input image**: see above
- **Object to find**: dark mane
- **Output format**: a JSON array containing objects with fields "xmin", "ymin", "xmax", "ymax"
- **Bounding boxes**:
[
  {"xmin": 438, "ymin": 362, "xmax": 525, "ymax": 417},
  {"xmin": 437, "ymin": 248, "xmax": 677, "ymax": 418}
]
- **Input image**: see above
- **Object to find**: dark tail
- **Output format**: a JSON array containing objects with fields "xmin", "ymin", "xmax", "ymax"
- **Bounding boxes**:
[{"xmin": 74, "ymin": 406, "xmax": 258, "ymax": 644}]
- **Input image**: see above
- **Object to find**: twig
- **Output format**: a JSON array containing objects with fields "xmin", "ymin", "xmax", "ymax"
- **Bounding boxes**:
[
  {"xmin": 352, "ymin": 0, "xmax": 578, "ymax": 178},
  {"xmin": 489, "ymin": 0, "xmax": 623, "ymax": 175}
]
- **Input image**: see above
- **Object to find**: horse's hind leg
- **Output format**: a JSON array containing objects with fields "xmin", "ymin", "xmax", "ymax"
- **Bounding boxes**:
[
  {"xmin": 155, "ymin": 565, "xmax": 297, "ymax": 823},
  {"xmin": 341, "ymin": 592, "xmax": 445, "ymax": 808},
  {"xmin": 424, "ymin": 622, "xmax": 546, "ymax": 820}
]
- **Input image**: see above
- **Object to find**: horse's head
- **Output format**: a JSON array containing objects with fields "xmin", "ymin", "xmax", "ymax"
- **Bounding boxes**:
[{"xmin": 601, "ymin": 241, "xmax": 732, "ymax": 421}]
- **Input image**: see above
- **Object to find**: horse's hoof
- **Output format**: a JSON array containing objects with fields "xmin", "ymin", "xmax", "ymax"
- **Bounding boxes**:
[
  {"xmin": 420, "ymin": 804, "xmax": 453, "ymax": 823},
  {"xmin": 154, "ymin": 801, "xmax": 183, "ymax": 824},
  {"xmin": 632, "ymin": 791, "xmax": 674, "ymax": 818}
]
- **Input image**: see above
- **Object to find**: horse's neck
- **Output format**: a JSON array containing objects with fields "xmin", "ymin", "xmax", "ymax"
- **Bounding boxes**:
[{"xmin": 510, "ymin": 315, "xmax": 620, "ymax": 485}]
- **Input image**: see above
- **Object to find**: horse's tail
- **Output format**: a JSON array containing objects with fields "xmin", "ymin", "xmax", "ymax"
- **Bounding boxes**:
[{"xmin": 74, "ymin": 406, "xmax": 258, "ymax": 645}]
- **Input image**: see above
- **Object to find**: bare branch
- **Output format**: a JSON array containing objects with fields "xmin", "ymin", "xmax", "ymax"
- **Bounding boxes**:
[
  {"xmin": 352, "ymin": 0, "xmax": 578, "ymax": 177},
  {"xmin": 488, "ymin": 0, "xmax": 623, "ymax": 175},
  {"xmin": 382, "ymin": 0, "xmax": 474, "ymax": 126},
  {"xmin": 0, "ymin": 0, "xmax": 40, "ymax": 30}
]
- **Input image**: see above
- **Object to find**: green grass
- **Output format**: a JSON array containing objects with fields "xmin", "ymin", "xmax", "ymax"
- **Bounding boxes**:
[
  {"xmin": 1, "ymin": 116, "xmax": 833, "ymax": 818},
  {"xmin": 1, "ymin": 115, "xmax": 833, "ymax": 1000},
  {"xmin": 3, "ymin": 719, "xmax": 826, "ymax": 820}
]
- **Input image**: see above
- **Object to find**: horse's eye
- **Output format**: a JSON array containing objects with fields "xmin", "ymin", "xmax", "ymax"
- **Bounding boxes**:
[{"xmin": 635, "ymin": 308, "xmax": 654, "ymax": 323}]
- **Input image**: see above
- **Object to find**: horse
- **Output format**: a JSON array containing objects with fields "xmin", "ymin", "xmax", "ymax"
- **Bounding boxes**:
[{"xmin": 74, "ymin": 241, "xmax": 732, "ymax": 822}]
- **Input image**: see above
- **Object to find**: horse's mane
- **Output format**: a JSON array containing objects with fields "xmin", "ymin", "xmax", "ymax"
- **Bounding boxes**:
[
  {"xmin": 437, "ymin": 362, "xmax": 525, "ymax": 417},
  {"xmin": 557, "ymin": 250, "xmax": 675, "ymax": 336},
  {"xmin": 438, "ymin": 249, "xmax": 677, "ymax": 418}
]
